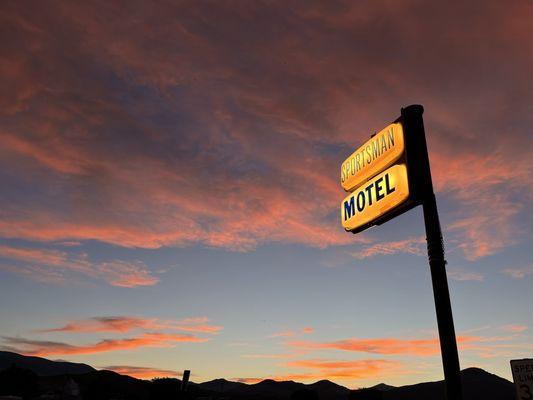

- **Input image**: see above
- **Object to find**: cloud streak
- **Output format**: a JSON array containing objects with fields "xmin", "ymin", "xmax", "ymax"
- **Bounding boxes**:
[
  {"xmin": 350, "ymin": 237, "xmax": 425, "ymax": 259},
  {"xmin": 1, "ymin": 333, "xmax": 208, "ymax": 357},
  {"xmin": 288, "ymin": 335, "xmax": 485, "ymax": 356},
  {"xmin": 0, "ymin": 245, "xmax": 158, "ymax": 288},
  {"xmin": 501, "ymin": 266, "xmax": 533, "ymax": 279},
  {"xmin": 37, "ymin": 316, "xmax": 222, "ymax": 334},
  {"xmin": 447, "ymin": 269, "xmax": 484, "ymax": 282},
  {"xmin": 235, "ymin": 358, "xmax": 404, "ymax": 384},
  {"xmin": 102, "ymin": 365, "xmax": 179, "ymax": 379}
]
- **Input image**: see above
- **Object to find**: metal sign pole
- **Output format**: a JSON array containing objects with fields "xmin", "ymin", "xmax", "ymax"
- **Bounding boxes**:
[
  {"xmin": 402, "ymin": 106, "xmax": 463, "ymax": 400},
  {"xmin": 423, "ymin": 194, "xmax": 463, "ymax": 400}
]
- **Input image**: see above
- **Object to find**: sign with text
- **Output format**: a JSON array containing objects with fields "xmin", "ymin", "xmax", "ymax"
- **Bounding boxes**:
[
  {"xmin": 511, "ymin": 359, "xmax": 533, "ymax": 400},
  {"xmin": 341, "ymin": 164, "xmax": 410, "ymax": 232},
  {"xmin": 340, "ymin": 122, "xmax": 405, "ymax": 192}
]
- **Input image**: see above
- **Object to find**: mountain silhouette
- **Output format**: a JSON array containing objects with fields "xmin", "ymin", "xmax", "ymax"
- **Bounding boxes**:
[
  {"xmin": 0, "ymin": 351, "xmax": 94, "ymax": 376},
  {"xmin": 371, "ymin": 368, "xmax": 515, "ymax": 400},
  {"xmin": 0, "ymin": 352, "xmax": 517, "ymax": 399},
  {"xmin": 199, "ymin": 378, "xmax": 247, "ymax": 392}
]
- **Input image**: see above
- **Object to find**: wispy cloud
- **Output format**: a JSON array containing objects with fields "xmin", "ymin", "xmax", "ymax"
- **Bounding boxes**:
[
  {"xmin": 448, "ymin": 269, "xmax": 484, "ymax": 282},
  {"xmin": 1, "ymin": 333, "xmax": 208, "ymax": 356},
  {"xmin": 350, "ymin": 237, "xmax": 425, "ymax": 259},
  {"xmin": 242, "ymin": 353, "xmax": 296, "ymax": 360},
  {"xmin": 36, "ymin": 316, "xmax": 222, "ymax": 334},
  {"xmin": 269, "ymin": 327, "xmax": 315, "ymax": 339},
  {"xmin": 102, "ymin": 365, "xmax": 179, "ymax": 379},
  {"xmin": 501, "ymin": 266, "xmax": 533, "ymax": 279},
  {"xmin": 288, "ymin": 337, "xmax": 442, "ymax": 356},
  {"xmin": 0, "ymin": 245, "xmax": 158, "ymax": 287},
  {"xmin": 500, "ymin": 324, "xmax": 528, "ymax": 333},
  {"xmin": 288, "ymin": 335, "xmax": 486, "ymax": 357},
  {"xmin": 235, "ymin": 358, "xmax": 404, "ymax": 384},
  {"xmin": 285, "ymin": 332, "xmax": 531, "ymax": 361}
]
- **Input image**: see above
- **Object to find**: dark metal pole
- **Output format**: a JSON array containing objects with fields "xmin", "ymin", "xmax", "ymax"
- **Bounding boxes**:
[
  {"xmin": 423, "ymin": 194, "xmax": 463, "ymax": 400},
  {"xmin": 181, "ymin": 369, "xmax": 190, "ymax": 392},
  {"xmin": 401, "ymin": 105, "xmax": 463, "ymax": 400}
]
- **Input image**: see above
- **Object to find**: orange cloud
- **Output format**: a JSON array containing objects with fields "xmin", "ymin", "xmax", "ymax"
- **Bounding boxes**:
[
  {"xmin": 1, "ymin": 332, "xmax": 208, "ymax": 357},
  {"xmin": 242, "ymin": 353, "xmax": 296, "ymax": 360},
  {"xmin": 37, "ymin": 316, "xmax": 222, "ymax": 334},
  {"xmin": 235, "ymin": 358, "xmax": 404, "ymax": 384},
  {"xmin": 269, "ymin": 327, "xmax": 315, "ymax": 339},
  {"xmin": 288, "ymin": 336, "xmax": 480, "ymax": 356},
  {"xmin": 430, "ymin": 147, "xmax": 532, "ymax": 260},
  {"xmin": 102, "ymin": 365, "xmax": 180, "ymax": 379},
  {"xmin": 500, "ymin": 324, "xmax": 528, "ymax": 333},
  {"xmin": 0, "ymin": 245, "xmax": 158, "ymax": 288}
]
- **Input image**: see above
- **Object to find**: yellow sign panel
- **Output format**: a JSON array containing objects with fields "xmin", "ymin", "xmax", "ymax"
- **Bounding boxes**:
[
  {"xmin": 341, "ymin": 164, "xmax": 410, "ymax": 232},
  {"xmin": 340, "ymin": 123, "xmax": 405, "ymax": 192}
]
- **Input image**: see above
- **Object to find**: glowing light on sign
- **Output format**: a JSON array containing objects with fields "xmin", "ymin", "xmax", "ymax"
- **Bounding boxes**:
[
  {"xmin": 341, "ymin": 164, "xmax": 410, "ymax": 232},
  {"xmin": 340, "ymin": 123, "xmax": 405, "ymax": 192}
]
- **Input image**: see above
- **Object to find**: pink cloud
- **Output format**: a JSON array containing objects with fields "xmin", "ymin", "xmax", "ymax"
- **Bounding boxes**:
[
  {"xmin": 447, "ymin": 269, "xmax": 484, "ymax": 282},
  {"xmin": 1, "ymin": 332, "xmax": 208, "ymax": 356},
  {"xmin": 350, "ymin": 237, "xmax": 425, "ymax": 259},
  {"xmin": 501, "ymin": 266, "xmax": 533, "ymax": 279},
  {"xmin": 37, "ymin": 316, "xmax": 222, "ymax": 334},
  {"xmin": 269, "ymin": 327, "xmax": 315, "ymax": 339},
  {"xmin": 102, "ymin": 365, "xmax": 179, "ymax": 379},
  {"xmin": 235, "ymin": 358, "xmax": 404, "ymax": 384},
  {"xmin": 500, "ymin": 324, "xmax": 528, "ymax": 333},
  {"xmin": 288, "ymin": 336, "xmax": 481, "ymax": 357},
  {"xmin": 0, "ymin": 245, "xmax": 158, "ymax": 288},
  {"xmin": 0, "ymin": 1, "xmax": 531, "ymax": 259}
]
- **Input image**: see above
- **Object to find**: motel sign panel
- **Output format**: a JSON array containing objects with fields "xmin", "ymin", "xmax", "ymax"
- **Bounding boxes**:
[
  {"xmin": 341, "ymin": 164, "xmax": 410, "ymax": 232},
  {"xmin": 340, "ymin": 122, "xmax": 405, "ymax": 192},
  {"xmin": 340, "ymin": 112, "xmax": 425, "ymax": 233}
]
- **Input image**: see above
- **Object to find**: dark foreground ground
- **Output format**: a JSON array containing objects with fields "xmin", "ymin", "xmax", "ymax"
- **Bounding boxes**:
[{"xmin": 0, "ymin": 351, "xmax": 516, "ymax": 400}]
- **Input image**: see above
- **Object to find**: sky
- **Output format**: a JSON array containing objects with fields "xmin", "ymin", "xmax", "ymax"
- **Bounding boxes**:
[{"xmin": 1, "ymin": 0, "xmax": 533, "ymax": 389}]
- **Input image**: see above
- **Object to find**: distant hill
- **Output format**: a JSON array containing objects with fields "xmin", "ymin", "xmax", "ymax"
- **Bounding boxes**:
[
  {"xmin": 199, "ymin": 378, "xmax": 247, "ymax": 392},
  {"xmin": 372, "ymin": 368, "xmax": 515, "ymax": 400},
  {"xmin": 308, "ymin": 379, "xmax": 351, "ymax": 399},
  {"xmin": 0, "ymin": 351, "xmax": 94, "ymax": 376},
  {"xmin": 369, "ymin": 383, "xmax": 395, "ymax": 391},
  {"xmin": 0, "ymin": 352, "xmax": 517, "ymax": 400}
]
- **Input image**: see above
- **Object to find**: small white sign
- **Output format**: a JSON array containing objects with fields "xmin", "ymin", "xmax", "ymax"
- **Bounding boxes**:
[{"xmin": 511, "ymin": 359, "xmax": 533, "ymax": 400}]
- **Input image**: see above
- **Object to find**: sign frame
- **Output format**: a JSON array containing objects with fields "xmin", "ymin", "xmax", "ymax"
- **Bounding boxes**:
[
  {"xmin": 340, "ymin": 110, "xmax": 433, "ymax": 234},
  {"xmin": 511, "ymin": 359, "xmax": 533, "ymax": 400}
]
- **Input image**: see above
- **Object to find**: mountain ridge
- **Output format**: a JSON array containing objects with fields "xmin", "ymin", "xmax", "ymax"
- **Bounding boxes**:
[
  {"xmin": 0, "ymin": 351, "xmax": 95, "ymax": 376},
  {"xmin": 0, "ymin": 351, "xmax": 517, "ymax": 399}
]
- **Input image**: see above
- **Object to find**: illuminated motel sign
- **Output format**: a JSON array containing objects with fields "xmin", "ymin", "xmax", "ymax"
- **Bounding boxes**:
[
  {"xmin": 340, "ymin": 106, "xmax": 464, "ymax": 400},
  {"xmin": 341, "ymin": 164, "xmax": 410, "ymax": 232},
  {"xmin": 340, "ymin": 118, "xmax": 420, "ymax": 233},
  {"xmin": 340, "ymin": 122, "xmax": 405, "ymax": 192}
]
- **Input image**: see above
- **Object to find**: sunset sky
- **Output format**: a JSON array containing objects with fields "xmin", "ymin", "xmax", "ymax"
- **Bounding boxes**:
[{"xmin": 1, "ymin": 0, "xmax": 532, "ymax": 389}]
